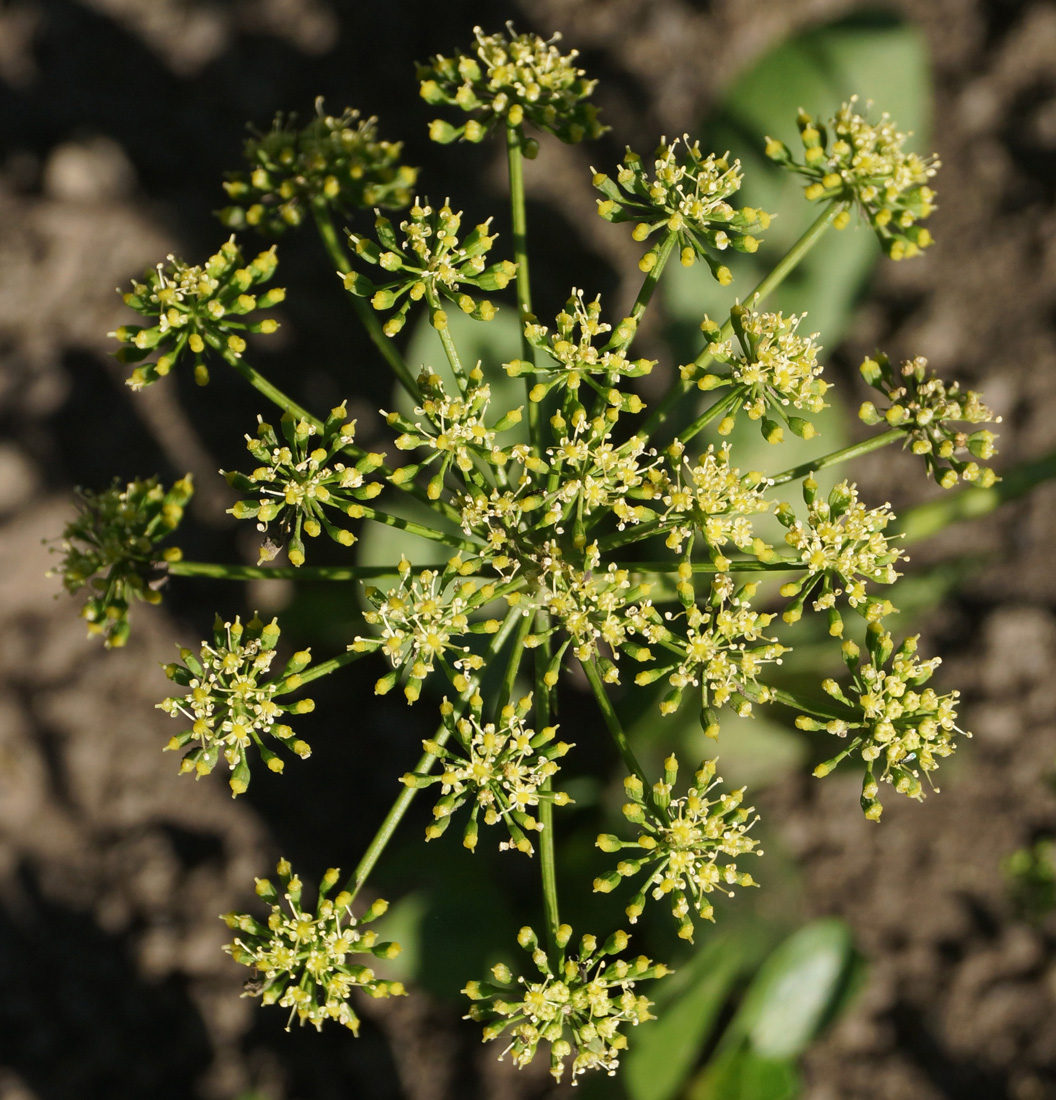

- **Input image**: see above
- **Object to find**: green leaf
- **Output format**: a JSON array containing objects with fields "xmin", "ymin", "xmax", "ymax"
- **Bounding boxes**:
[
  {"xmin": 731, "ymin": 917, "xmax": 857, "ymax": 1060},
  {"xmin": 622, "ymin": 933, "xmax": 747, "ymax": 1100},
  {"xmin": 689, "ymin": 1048, "xmax": 801, "ymax": 1100}
]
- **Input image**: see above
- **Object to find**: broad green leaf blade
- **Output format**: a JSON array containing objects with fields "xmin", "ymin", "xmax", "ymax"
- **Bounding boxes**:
[
  {"xmin": 688, "ymin": 1047, "xmax": 801, "ymax": 1100},
  {"xmin": 734, "ymin": 917, "xmax": 857, "ymax": 1060}
]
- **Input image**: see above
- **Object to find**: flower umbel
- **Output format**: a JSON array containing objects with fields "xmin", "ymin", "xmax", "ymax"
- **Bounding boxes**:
[
  {"xmin": 420, "ymin": 24, "xmax": 605, "ymax": 149},
  {"xmin": 224, "ymin": 404, "xmax": 383, "ymax": 567},
  {"xmin": 158, "ymin": 613, "xmax": 314, "ymax": 795},
  {"xmin": 220, "ymin": 101, "xmax": 417, "ymax": 234},
  {"xmin": 401, "ymin": 692, "xmax": 573, "ymax": 854},
  {"xmin": 51, "ymin": 475, "xmax": 192, "ymax": 648},
  {"xmin": 463, "ymin": 924, "xmax": 669, "ymax": 1082},
  {"xmin": 594, "ymin": 138, "xmax": 771, "ymax": 284},
  {"xmin": 223, "ymin": 860, "xmax": 404, "ymax": 1033},
  {"xmin": 859, "ymin": 352, "xmax": 1000, "ymax": 488},
  {"xmin": 112, "ymin": 237, "xmax": 285, "ymax": 388},
  {"xmin": 800, "ymin": 630, "xmax": 970, "ymax": 819},
  {"xmin": 594, "ymin": 756, "xmax": 761, "ymax": 941},
  {"xmin": 766, "ymin": 97, "xmax": 939, "ymax": 259},
  {"xmin": 343, "ymin": 199, "xmax": 515, "ymax": 336}
]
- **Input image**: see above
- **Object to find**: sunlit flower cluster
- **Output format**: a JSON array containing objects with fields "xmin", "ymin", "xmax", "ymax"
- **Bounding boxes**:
[
  {"xmin": 859, "ymin": 352, "xmax": 1000, "ymax": 489},
  {"xmin": 223, "ymin": 860, "xmax": 404, "ymax": 1033},
  {"xmin": 113, "ymin": 237, "xmax": 285, "ymax": 388},
  {"xmin": 766, "ymin": 97, "xmax": 939, "ymax": 259},
  {"xmin": 463, "ymin": 924, "xmax": 668, "ymax": 1083},
  {"xmin": 689, "ymin": 305, "xmax": 829, "ymax": 441},
  {"xmin": 776, "ymin": 476, "xmax": 904, "ymax": 630},
  {"xmin": 594, "ymin": 138, "xmax": 771, "ymax": 283},
  {"xmin": 799, "ymin": 630, "xmax": 968, "ymax": 819},
  {"xmin": 351, "ymin": 556, "xmax": 502, "ymax": 703},
  {"xmin": 219, "ymin": 102, "xmax": 417, "ymax": 234},
  {"xmin": 158, "ymin": 614, "xmax": 314, "ymax": 796},
  {"xmin": 419, "ymin": 24, "xmax": 606, "ymax": 148},
  {"xmin": 385, "ymin": 366, "xmax": 523, "ymax": 496},
  {"xmin": 224, "ymin": 404, "xmax": 383, "ymax": 567},
  {"xmin": 636, "ymin": 577, "xmax": 784, "ymax": 719},
  {"xmin": 595, "ymin": 756, "xmax": 761, "ymax": 940},
  {"xmin": 401, "ymin": 692, "xmax": 573, "ymax": 853},
  {"xmin": 505, "ymin": 290, "xmax": 655, "ymax": 403},
  {"xmin": 343, "ymin": 199, "xmax": 516, "ymax": 336},
  {"xmin": 654, "ymin": 441, "xmax": 773, "ymax": 559},
  {"xmin": 51, "ymin": 475, "xmax": 192, "ymax": 648}
]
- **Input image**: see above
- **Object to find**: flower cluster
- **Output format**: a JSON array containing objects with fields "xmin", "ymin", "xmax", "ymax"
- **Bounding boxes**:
[
  {"xmin": 653, "ymin": 442, "xmax": 773, "ymax": 559},
  {"xmin": 687, "ymin": 305, "xmax": 829, "ymax": 442},
  {"xmin": 859, "ymin": 352, "xmax": 999, "ymax": 488},
  {"xmin": 343, "ymin": 200, "xmax": 516, "ymax": 336},
  {"xmin": 223, "ymin": 860, "xmax": 404, "ymax": 1033},
  {"xmin": 594, "ymin": 138, "xmax": 771, "ymax": 283},
  {"xmin": 384, "ymin": 366, "xmax": 523, "ymax": 496},
  {"xmin": 463, "ymin": 924, "xmax": 669, "ymax": 1083},
  {"xmin": 799, "ymin": 630, "xmax": 969, "ymax": 819},
  {"xmin": 419, "ymin": 24, "xmax": 605, "ymax": 149},
  {"xmin": 401, "ymin": 692, "xmax": 573, "ymax": 854},
  {"xmin": 505, "ymin": 290, "xmax": 655, "ymax": 404},
  {"xmin": 635, "ymin": 576, "xmax": 784, "ymax": 719},
  {"xmin": 776, "ymin": 476, "xmax": 904, "ymax": 631},
  {"xmin": 219, "ymin": 102, "xmax": 417, "ymax": 234},
  {"xmin": 112, "ymin": 237, "xmax": 285, "ymax": 388},
  {"xmin": 595, "ymin": 756, "xmax": 761, "ymax": 940},
  {"xmin": 158, "ymin": 614, "xmax": 314, "ymax": 795},
  {"xmin": 765, "ymin": 97, "xmax": 939, "ymax": 259},
  {"xmin": 224, "ymin": 404, "xmax": 383, "ymax": 567},
  {"xmin": 351, "ymin": 556, "xmax": 503, "ymax": 703},
  {"xmin": 51, "ymin": 475, "xmax": 192, "ymax": 648}
]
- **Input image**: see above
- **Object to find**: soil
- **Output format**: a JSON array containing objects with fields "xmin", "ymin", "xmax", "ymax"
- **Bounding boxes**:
[{"xmin": 2, "ymin": 1, "xmax": 1056, "ymax": 1099}]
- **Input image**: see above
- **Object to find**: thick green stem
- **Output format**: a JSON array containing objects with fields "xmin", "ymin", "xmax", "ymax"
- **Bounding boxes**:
[
  {"xmin": 532, "ymin": 610, "xmax": 560, "ymax": 951},
  {"xmin": 222, "ymin": 351, "xmax": 320, "ymax": 428},
  {"xmin": 768, "ymin": 428, "xmax": 903, "ymax": 487},
  {"xmin": 506, "ymin": 124, "xmax": 540, "ymax": 444},
  {"xmin": 310, "ymin": 200, "xmax": 420, "ymax": 399},
  {"xmin": 344, "ymin": 605, "xmax": 523, "ymax": 902},
  {"xmin": 641, "ymin": 201, "xmax": 844, "ymax": 439},
  {"xmin": 287, "ymin": 646, "xmax": 368, "ymax": 687},
  {"xmin": 611, "ymin": 558, "xmax": 802, "ymax": 575},
  {"xmin": 675, "ymin": 389, "xmax": 744, "ymax": 447},
  {"xmin": 425, "ymin": 288, "xmax": 466, "ymax": 380}
]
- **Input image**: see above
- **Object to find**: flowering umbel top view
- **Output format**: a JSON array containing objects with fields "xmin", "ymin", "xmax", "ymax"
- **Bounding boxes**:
[{"xmin": 54, "ymin": 23, "xmax": 1006, "ymax": 1087}]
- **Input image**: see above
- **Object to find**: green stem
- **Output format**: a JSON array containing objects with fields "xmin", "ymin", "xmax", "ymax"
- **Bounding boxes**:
[
  {"xmin": 641, "ymin": 201, "xmax": 844, "ymax": 439},
  {"xmin": 357, "ymin": 505, "xmax": 480, "ymax": 552},
  {"xmin": 532, "ymin": 610, "xmax": 560, "ymax": 951},
  {"xmin": 675, "ymin": 389, "xmax": 744, "ymax": 447},
  {"xmin": 625, "ymin": 230, "xmax": 678, "ymax": 334},
  {"xmin": 222, "ymin": 352, "xmax": 320, "ymax": 428},
  {"xmin": 286, "ymin": 646, "xmax": 368, "ymax": 687},
  {"xmin": 425, "ymin": 288, "xmax": 466, "ymax": 380},
  {"xmin": 310, "ymin": 199, "xmax": 419, "ymax": 399},
  {"xmin": 582, "ymin": 658, "xmax": 651, "ymax": 796},
  {"xmin": 768, "ymin": 428, "xmax": 903, "ymax": 487},
  {"xmin": 611, "ymin": 558, "xmax": 803, "ymax": 574},
  {"xmin": 506, "ymin": 124, "xmax": 539, "ymax": 445},
  {"xmin": 168, "ymin": 561, "xmax": 448, "ymax": 582},
  {"xmin": 344, "ymin": 605, "xmax": 523, "ymax": 902}
]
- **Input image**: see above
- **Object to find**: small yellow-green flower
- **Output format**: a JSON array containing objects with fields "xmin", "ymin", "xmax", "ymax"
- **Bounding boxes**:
[
  {"xmin": 223, "ymin": 860, "xmax": 404, "ymax": 1033},
  {"xmin": 463, "ymin": 924, "xmax": 669, "ymax": 1083},
  {"xmin": 158, "ymin": 613, "xmax": 314, "ymax": 795},
  {"xmin": 419, "ymin": 25, "xmax": 606, "ymax": 150},
  {"xmin": 112, "ymin": 237, "xmax": 285, "ymax": 388}
]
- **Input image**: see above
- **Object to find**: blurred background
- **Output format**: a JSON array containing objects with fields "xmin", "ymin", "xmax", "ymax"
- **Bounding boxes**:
[{"xmin": 2, "ymin": 0, "xmax": 1056, "ymax": 1098}]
